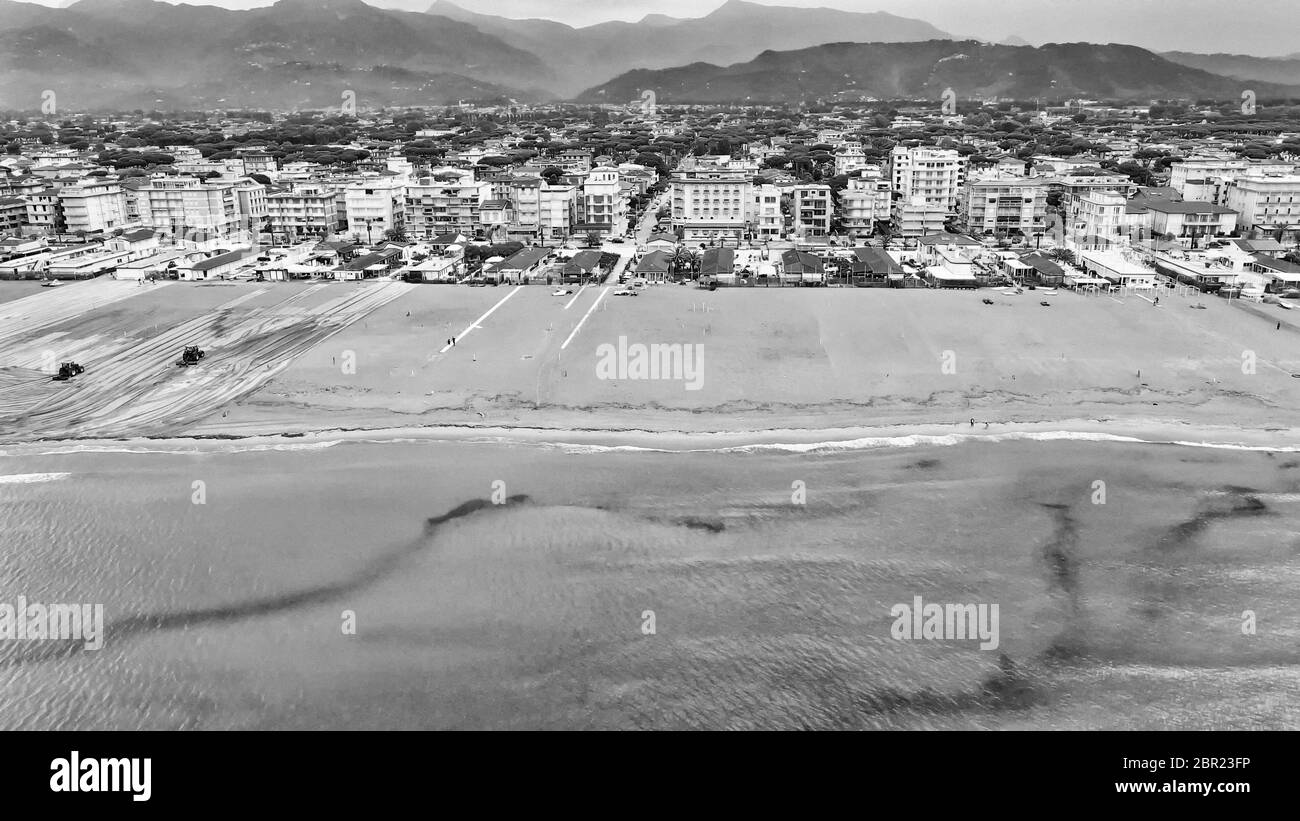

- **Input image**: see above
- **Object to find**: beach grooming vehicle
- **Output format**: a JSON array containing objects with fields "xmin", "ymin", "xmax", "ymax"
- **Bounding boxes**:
[
  {"xmin": 177, "ymin": 345, "xmax": 206, "ymax": 367},
  {"xmin": 51, "ymin": 362, "xmax": 85, "ymax": 381}
]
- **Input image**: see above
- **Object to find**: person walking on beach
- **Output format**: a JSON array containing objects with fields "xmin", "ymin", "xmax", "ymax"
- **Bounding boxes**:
[
  {"xmin": 1278, "ymin": 322, "xmax": 1282, "ymax": 330},
  {"xmin": 970, "ymin": 418, "xmax": 975, "ymax": 428}
]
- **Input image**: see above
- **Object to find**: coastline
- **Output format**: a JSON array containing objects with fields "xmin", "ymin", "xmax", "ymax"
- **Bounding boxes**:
[{"xmin": 6, "ymin": 413, "xmax": 1299, "ymax": 456}]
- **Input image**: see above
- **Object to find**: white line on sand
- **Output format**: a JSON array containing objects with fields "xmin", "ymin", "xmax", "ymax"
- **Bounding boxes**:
[
  {"xmin": 563, "ymin": 284, "xmax": 588, "ymax": 310},
  {"xmin": 439, "ymin": 285, "xmax": 523, "ymax": 353},
  {"xmin": 561, "ymin": 287, "xmax": 611, "ymax": 350}
]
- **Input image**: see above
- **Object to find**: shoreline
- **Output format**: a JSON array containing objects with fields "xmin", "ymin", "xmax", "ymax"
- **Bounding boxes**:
[{"xmin": 6, "ymin": 413, "xmax": 1299, "ymax": 456}]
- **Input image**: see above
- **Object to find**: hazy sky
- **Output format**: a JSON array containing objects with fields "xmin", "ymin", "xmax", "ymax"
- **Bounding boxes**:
[{"xmin": 31, "ymin": 0, "xmax": 1300, "ymax": 56}]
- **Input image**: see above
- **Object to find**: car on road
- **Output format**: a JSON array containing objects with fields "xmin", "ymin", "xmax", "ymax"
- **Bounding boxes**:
[
  {"xmin": 613, "ymin": 288, "xmax": 638, "ymax": 296},
  {"xmin": 552, "ymin": 288, "xmax": 573, "ymax": 296},
  {"xmin": 608, "ymin": 237, "xmax": 625, "ymax": 244}
]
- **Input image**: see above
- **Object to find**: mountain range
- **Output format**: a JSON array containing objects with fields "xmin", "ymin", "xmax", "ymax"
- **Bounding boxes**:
[
  {"xmin": 0, "ymin": 0, "xmax": 1295, "ymax": 110},
  {"xmin": 579, "ymin": 40, "xmax": 1300, "ymax": 105}
]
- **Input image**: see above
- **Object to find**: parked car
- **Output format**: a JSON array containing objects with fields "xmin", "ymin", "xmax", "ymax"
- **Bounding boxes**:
[
  {"xmin": 613, "ymin": 288, "xmax": 638, "ymax": 296},
  {"xmin": 552, "ymin": 288, "xmax": 573, "ymax": 296}
]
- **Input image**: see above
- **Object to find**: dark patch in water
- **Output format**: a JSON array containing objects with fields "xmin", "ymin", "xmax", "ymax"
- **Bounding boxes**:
[
  {"xmin": 907, "ymin": 458, "xmax": 942, "ymax": 470},
  {"xmin": 1039, "ymin": 503, "xmax": 1081, "ymax": 614},
  {"xmin": 3, "ymin": 494, "xmax": 535, "ymax": 665},
  {"xmin": 1154, "ymin": 489, "xmax": 1271, "ymax": 551}
]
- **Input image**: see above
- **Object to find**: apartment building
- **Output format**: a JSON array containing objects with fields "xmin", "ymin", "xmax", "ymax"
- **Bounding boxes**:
[
  {"xmin": 839, "ymin": 171, "xmax": 892, "ymax": 238},
  {"xmin": 344, "ymin": 176, "xmax": 405, "ymax": 242},
  {"xmin": 577, "ymin": 165, "xmax": 623, "ymax": 236},
  {"xmin": 889, "ymin": 146, "xmax": 965, "ymax": 216},
  {"xmin": 25, "ymin": 188, "xmax": 62, "ymax": 233},
  {"xmin": 1142, "ymin": 201, "xmax": 1238, "ymax": 242},
  {"xmin": 670, "ymin": 156, "xmax": 754, "ymax": 244},
  {"xmin": 962, "ymin": 177, "xmax": 1048, "ymax": 236},
  {"xmin": 792, "ymin": 184, "xmax": 832, "ymax": 238},
  {"xmin": 746, "ymin": 183, "xmax": 783, "ymax": 240},
  {"xmin": 895, "ymin": 196, "xmax": 950, "ymax": 237},
  {"xmin": 404, "ymin": 171, "xmax": 486, "ymax": 239},
  {"xmin": 57, "ymin": 180, "xmax": 128, "ymax": 234},
  {"xmin": 135, "ymin": 177, "xmax": 244, "ymax": 242},
  {"xmin": 835, "ymin": 144, "xmax": 871, "ymax": 176},
  {"xmin": 1070, "ymin": 190, "xmax": 1128, "ymax": 250},
  {"xmin": 266, "ymin": 184, "xmax": 338, "ymax": 240},
  {"xmin": 1168, "ymin": 157, "xmax": 1250, "ymax": 195},
  {"xmin": 1224, "ymin": 172, "xmax": 1300, "ymax": 238},
  {"xmin": 0, "ymin": 197, "xmax": 25, "ymax": 233}
]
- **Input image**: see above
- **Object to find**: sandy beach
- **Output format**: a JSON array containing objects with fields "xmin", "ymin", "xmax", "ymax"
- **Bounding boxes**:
[{"xmin": 3, "ymin": 277, "xmax": 1298, "ymax": 446}]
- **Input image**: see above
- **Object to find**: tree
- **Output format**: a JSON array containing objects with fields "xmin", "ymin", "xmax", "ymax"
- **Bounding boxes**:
[
  {"xmin": 384, "ymin": 227, "xmax": 408, "ymax": 243},
  {"xmin": 5, "ymin": 141, "xmax": 22, "ymax": 154},
  {"xmin": 585, "ymin": 231, "xmax": 602, "ymax": 248},
  {"xmin": 540, "ymin": 165, "xmax": 564, "ymax": 185}
]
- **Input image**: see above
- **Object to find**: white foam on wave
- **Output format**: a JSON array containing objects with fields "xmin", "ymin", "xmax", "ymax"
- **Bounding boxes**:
[
  {"xmin": 0, "ymin": 472, "xmax": 71, "ymax": 484},
  {"xmin": 548, "ymin": 430, "xmax": 1299, "ymax": 455}
]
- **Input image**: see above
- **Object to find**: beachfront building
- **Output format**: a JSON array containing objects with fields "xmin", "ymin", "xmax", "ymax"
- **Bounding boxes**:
[
  {"xmin": 1141, "ymin": 201, "xmax": 1238, "ymax": 245},
  {"xmin": 266, "ymin": 184, "xmax": 338, "ymax": 241},
  {"xmin": 345, "ymin": 176, "xmax": 405, "ymax": 243},
  {"xmin": 1223, "ymin": 172, "xmax": 1300, "ymax": 240},
  {"xmin": 961, "ymin": 177, "xmax": 1048, "ymax": 238},
  {"xmin": 404, "ymin": 170, "xmax": 486, "ymax": 240},
  {"xmin": 895, "ymin": 196, "xmax": 950, "ymax": 238},
  {"xmin": 577, "ymin": 165, "xmax": 624, "ymax": 237},
  {"xmin": 839, "ymin": 171, "xmax": 892, "ymax": 239},
  {"xmin": 1079, "ymin": 249, "xmax": 1158, "ymax": 289},
  {"xmin": 57, "ymin": 180, "xmax": 128, "ymax": 234},
  {"xmin": 135, "ymin": 177, "xmax": 242, "ymax": 243},
  {"xmin": 25, "ymin": 188, "xmax": 62, "ymax": 234},
  {"xmin": 792, "ymin": 184, "xmax": 832, "ymax": 238},
  {"xmin": 1069, "ymin": 190, "xmax": 1128, "ymax": 251},
  {"xmin": 671, "ymin": 156, "xmax": 754, "ymax": 245},
  {"xmin": 889, "ymin": 146, "xmax": 965, "ymax": 214},
  {"xmin": 746, "ymin": 183, "xmax": 783, "ymax": 241}
]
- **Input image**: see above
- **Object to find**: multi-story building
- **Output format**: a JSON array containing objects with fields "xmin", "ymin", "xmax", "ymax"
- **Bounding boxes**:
[
  {"xmin": 266, "ymin": 184, "xmax": 338, "ymax": 240},
  {"xmin": 889, "ymin": 146, "xmax": 965, "ymax": 216},
  {"xmin": 538, "ymin": 183, "xmax": 577, "ymax": 241},
  {"xmin": 0, "ymin": 197, "xmax": 26, "ymax": 233},
  {"xmin": 1142, "ymin": 201, "xmax": 1239, "ymax": 243},
  {"xmin": 134, "ymin": 177, "xmax": 242, "ymax": 243},
  {"xmin": 835, "ymin": 144, "xmax": 870, "ymax": 177},
  {"xmin": 1224, "ymin": 172, "xmax": 1300, "ymax": 239},
  {"xmin": 344, "ymin": 176, "xmax": 405, "ymax": 242},
  {"xmin": 895, "ymin": 196, "xmax": 950, "ymax": 237},
  {"xmin": 578, "ymin": 165, "xmax": 623, "ymax": 236},
  {"xmin": 25, "ymin": 188, "xmax": 63, "ymax": 234},
  {"xmin": 839, "ymin": 170, "xmax": 893, "ymax": 238},
  {"xmin": 792, "ymin": 184, "xmax": 832, "ymax": 238},
  {"xmin": 57, "ymin": 180, "xmax": 128, "ymax": 234},
  {"xmin": 746, "ymin": 183, "xmax": 783, "ymax": 240},
  {"xmin": 1070, "ymin": 190, "xmax": 1128, "ymax": 250},
  {"xmin": 670, "ymin": 156, "xmax": 754, "ymax": 244},
  {"xmin": 962, "ymin": 177, "xmax": 1048, "ymax": 237},
  {"xmin": 404, "ymin": 170, "xmax": 486, "ymax": 239},
  {"xmin": 1168, "ymin": 157, "xmax": 1250, "ymax": 195}
]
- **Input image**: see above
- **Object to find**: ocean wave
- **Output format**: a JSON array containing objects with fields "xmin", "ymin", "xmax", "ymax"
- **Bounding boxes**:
[
  {"xmin": 548, "ymin": 430, "xmax": 1300, "ymax": 455},
  {"xmin": 0, "ymin": 472, "xmax": 71, "ymax": 484}
]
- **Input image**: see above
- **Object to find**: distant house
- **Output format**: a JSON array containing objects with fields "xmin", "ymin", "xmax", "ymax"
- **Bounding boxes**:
[
  {"xmin": 178, "ymin": 249, "xmax": 257, "ymax": 281},
  {"xmin": 698, "ymin": 246, "xmax": 735, "ymax": 284},
  {"xmin": 337, "ymin": 247, "xmax": 404, "ymax": 280},
  {"xmin": 1018, "ymin": 252, "xmax": 1066, "ymax": 286},
  {"xmin": 848, "ymin": 246, "xmax": 905, "ymax": 287},
  {"xmin": 491, "ymin": 246, "xmax": 549, "ymax": 283},
  {"xmin": 560, "ymin": 248, "xmax": 605, "ymax": 284},
  {"xmin": 105, "ymin": 228, "xmax": 160, "ymax": 260},
  {"xmin": 779, "ymin": 249, "xmax": 825, "ymax": 286},
  {"xmin": 642, "ymin": 233, "xmax": 678, "ymax": 253},
  {"xmin": 633, "ymin": 250, "xmax": 673, "ymax": 282}
]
